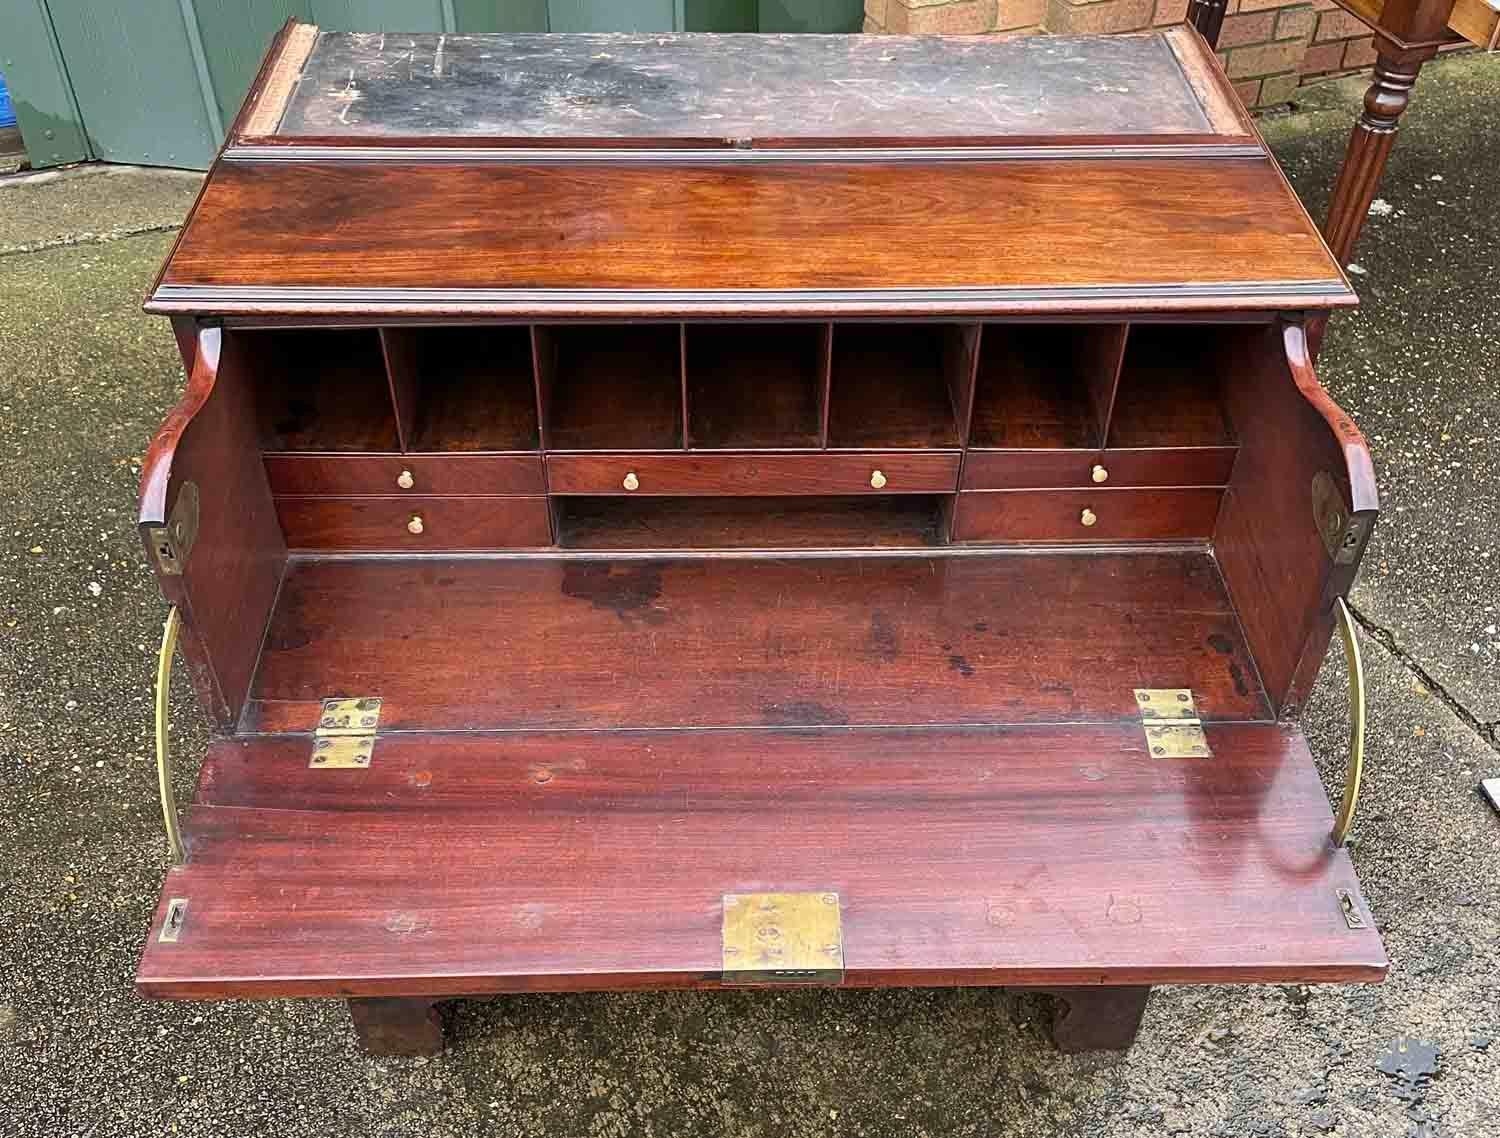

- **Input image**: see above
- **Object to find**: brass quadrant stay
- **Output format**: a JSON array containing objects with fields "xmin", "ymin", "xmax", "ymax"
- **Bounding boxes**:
[{"xmin": 1331, "ymin": 597, "xmax": 1366, "ymax": 847}]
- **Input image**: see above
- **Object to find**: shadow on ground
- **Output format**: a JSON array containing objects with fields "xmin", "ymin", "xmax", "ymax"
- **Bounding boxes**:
[{"xmin": 1, "ymin": 56, "xmax": 1497, "ymax": 1138}]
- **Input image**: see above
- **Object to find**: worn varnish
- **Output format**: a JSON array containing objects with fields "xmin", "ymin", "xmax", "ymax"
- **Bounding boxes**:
[
  {"xmin": 140, "ymin": 725, "xmax": 1384, "ymax": 998},
  {"xmin": 274, "ymin": 31, "xmax": 1232, "ymax": 142},
  {"xmin": 242, "ymin": 551, "xmax": 1268, "ymax": 733},
  {"xmin": 153, "ymin": 159, "xmax": 1350, "ymax": 314},
  {"xmin": 135, "ymin": 22, "xmax": 1381, "ymax": 1056}
]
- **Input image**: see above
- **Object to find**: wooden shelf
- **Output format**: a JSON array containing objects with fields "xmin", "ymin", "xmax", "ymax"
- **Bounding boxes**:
[
  {"xmin": 541, "ymin": 325, "xmax": 683, "ymax": 451},
  {"xmin": 969, "ymin": 324, "xmax": 1123, "ymax": 450},
  {"xmin": 250, "ymin": 329, "xmax": 398, "ymax": 452},
  {"xmin": 1110, "ymin": 325, "xmax": 1235, "ymax": 448},
  {"xmin": 556, "ymin": 495, "xmax": 944, "ymax": 549},
  {"xmin": 828, "ymin": 325, "xmax": 962, "ymax": 449},
  {"xmin": 389, "ymin": 326, "xmax": 539, "ymax": 452},
  {"xmin": 685, "ymin": 323, "xmax": 826, "ymax": 449}
]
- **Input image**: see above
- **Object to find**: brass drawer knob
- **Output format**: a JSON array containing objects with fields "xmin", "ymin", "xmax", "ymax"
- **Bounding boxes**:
[
  {"xmin": 396, "ymin": 469, "xmax": 415, "ymax": 490},
  {"xmin": 870, "ymin": 469, "xmax": 887, "ymax": 490},
  {"xmin": 1091, "ymin": 464, "xmax": 1109, "ymax": 484},
  {"xmin": 407, "ymin": 514, "xmax": 425, "ymax": 535},
  {"xmin": 622, "ymin": 471, "xmax": 640, "ymax": 492},
  {"xmin": 1080, "ymin": 508, "xmax": 1098, "ymax": 528}
]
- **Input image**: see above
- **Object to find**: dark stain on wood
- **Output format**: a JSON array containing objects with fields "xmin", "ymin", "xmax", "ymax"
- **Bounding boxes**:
[
  {"xmin": 867, "ymin": 611, "xmax": 900, "ymax": 663},
  {"xmin": 561, "ymin": 562, "xmax": 665, "ymax": 621},
  {"xmin": 761, "ymin": 701, "xmax": 849, "ymax": 727}
]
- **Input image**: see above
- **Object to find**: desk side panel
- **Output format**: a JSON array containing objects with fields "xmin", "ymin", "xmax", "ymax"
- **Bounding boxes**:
[{"xmin": 139, "ymin": 326, "xmax": 286, "ymax": 728}]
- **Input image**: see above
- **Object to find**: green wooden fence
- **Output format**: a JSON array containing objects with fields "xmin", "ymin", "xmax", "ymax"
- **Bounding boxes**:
[{"xmin": 0, "ymin": 0, "xmax": 863, "ymax": 169}]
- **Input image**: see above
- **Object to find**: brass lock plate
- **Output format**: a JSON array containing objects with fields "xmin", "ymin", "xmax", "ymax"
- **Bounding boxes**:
[
  {"xmin": 1312, "ymin": 470, "xmax": 1368, "ymax": 565},
  {"xmin": 722, "ymin": 892, "xmax": 844, "ymax": 985},
  {"xmin": 146, "ymin": 480, "xmax": 200, "ymax": 576}
]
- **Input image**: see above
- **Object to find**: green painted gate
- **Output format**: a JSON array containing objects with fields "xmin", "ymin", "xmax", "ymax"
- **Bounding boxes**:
[{"xmin": 0, "ymin": 0, "xmax": 863, "ymax": 169}]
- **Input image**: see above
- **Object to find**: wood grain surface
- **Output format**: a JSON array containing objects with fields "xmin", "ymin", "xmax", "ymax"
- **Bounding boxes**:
[
  {"xmin": 264, "ymin": 454, "xmax": 544, "ymax": 497},
  {"xmin": 1214, "ymin": 323, "xmax": 1377, "ymax": 713},
  {"xmin": 960, "ymin": 447, "xmax": 1238, "ymax": 490},
  {"xmin": 952, "ymin": 488, "xmax": 1223, "ymax": 543},
  {"xmin": 554, "ymin": 496, "xmax": 948, "ymax": 550},
  {"xmin": 545, "ymin": 452, "xmax": 960, "ymax": 496},
  {"xmin": 241, "ymin": 550, "xmax": 1268, "ymax": 732},
  {"xmin": 274, "ymin": 496, "xmax": 552, "ymax": 551},
  {"xmin": 138, "ymin": 723, "xmax": 1385, "ymax": 998},
  {"xmin": 153, "ymin": 159, "xmax": 1351, "ymax": 314}
]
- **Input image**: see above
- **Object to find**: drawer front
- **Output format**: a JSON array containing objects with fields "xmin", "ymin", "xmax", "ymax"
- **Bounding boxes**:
[
  {"xmin": 276, "ymin": 496, "xmax": 552, "ymax": 551},
  {"xmin": 264, "ymin": 454, "xmax": 545, "ymax": 497},
  {"xmin": 962, "ymin": 448, "xmax": 1238, "ymax": 491},
  {"xmin": 547, "ymin": 452, "xmax": 961, "ymax": 496},
  {"xmin": 952, "ymin": 489, "xmax": 1222, "ymax": 543}
]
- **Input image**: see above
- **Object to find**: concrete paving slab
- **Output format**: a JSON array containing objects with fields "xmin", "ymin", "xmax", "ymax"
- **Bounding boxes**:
[
  {"xmin": 0, "ymin": 165, "xmax": 201, "ymax": 255},
  {"xmin": 1266, "ymin": 56, "xmax": 1500, "ymax": 731}
]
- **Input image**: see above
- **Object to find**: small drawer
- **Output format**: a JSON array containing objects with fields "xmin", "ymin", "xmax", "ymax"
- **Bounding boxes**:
[
  {"xmin": 264, "ymin": 454, "xmax": 545, "ymax": 497},
  {"xmin": 961, "ymin": 448, "xmax": 1238, "ymax": 491},
  {"xmin": 546, "ymin": 452, "xmax": 960, "ymax": 496},
  {"xmin": 952, "ymin": 489, "xmax": 1222, "ymax": 543},
  {"xmin": 275, "ymin": 496, "xmax": 552, "ymax": 551}
]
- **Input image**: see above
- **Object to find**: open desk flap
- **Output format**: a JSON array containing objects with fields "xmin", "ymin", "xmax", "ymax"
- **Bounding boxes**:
[{"xmin": 139, "ymin": 724, "xmax": 1384, "ymax": 998}]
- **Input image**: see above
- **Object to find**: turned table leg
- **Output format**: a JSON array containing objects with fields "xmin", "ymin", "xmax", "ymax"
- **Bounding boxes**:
[
  {"xmin": 1312, "ymin": 43, "xmax": 1435, "ymax": 359},
  {"xmin": 347, "ymin": 996, "xmax": 446, "ymax": 1057},
  {"xmin": 1035, "ymin": 986, "xmax": 1151, "ymax": 1052},
  {"xmin": 1324, "ymin": 47, "xmax": 1431, "ymax": 268}
]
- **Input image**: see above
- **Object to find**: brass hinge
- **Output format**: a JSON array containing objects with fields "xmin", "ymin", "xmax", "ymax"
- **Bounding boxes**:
[
  {"xmin": 310, "ymin": 696, "xmax": 381, "ymax": 768},
  {"xmin": 722, "ymin": 892, "xmax": 844, "ymax": 985},
  {"xmin": 146, "ymin": 481, "xmax": 200, "ymax": 576},
  {"xmin": 1135, "ymin": 688, "xmax": 1212, "ymax": 759}
]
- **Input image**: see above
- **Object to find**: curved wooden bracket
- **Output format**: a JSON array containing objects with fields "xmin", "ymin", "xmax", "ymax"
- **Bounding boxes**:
[
  {"xmin": 140, "ymin": 327, "xmax": 222, "ymax": 532},
  {"xmin": 1282, "ymin": 323, "xmax": 1379, "ymax": 520}
]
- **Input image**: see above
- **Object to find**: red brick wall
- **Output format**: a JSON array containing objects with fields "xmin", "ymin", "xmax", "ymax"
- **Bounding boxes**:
[
  {"xmin": 1299, "ymin": 0, "xmax": 1380, "ymax": 84},
  {"xmin": 863, "ymin": 0, "xmax": 1378, "ymax": 111}
]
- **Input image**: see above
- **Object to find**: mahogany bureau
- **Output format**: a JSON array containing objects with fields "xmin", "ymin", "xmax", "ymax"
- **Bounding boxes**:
[{"xmin": 135, "ymin": 21, "xmax": 1385, "ymax": 1056}]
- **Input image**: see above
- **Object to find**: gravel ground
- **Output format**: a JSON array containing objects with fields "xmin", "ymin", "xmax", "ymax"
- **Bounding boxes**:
[{"xmin": 1, "ymin": 56, "xmax": 1497, "ymax": 1138}]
